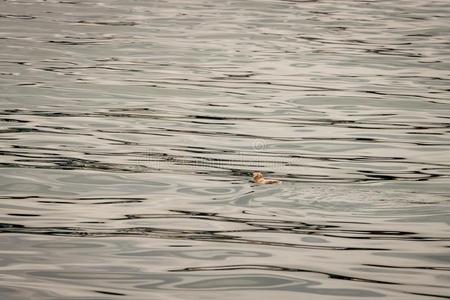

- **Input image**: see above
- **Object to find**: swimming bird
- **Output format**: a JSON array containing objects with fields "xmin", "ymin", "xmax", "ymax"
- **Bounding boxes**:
[{"xmin": 252, "ymin": 172, "xmax": 280, "ymax": 184}]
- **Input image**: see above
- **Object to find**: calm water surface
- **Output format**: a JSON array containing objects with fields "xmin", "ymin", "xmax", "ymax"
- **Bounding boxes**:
[{"xmin": 1, "ymin": 0, "xmax": 450, "ymax": 299}]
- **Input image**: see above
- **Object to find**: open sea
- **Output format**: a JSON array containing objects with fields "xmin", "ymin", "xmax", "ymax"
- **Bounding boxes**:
[{"xmin": 1, "ymin": 0, "xmax": 449, "ymax": 299}]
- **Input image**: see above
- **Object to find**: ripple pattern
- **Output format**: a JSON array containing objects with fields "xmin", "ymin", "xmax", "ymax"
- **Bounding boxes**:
[{"xmin": 1, "ymin": 0, "xmax": 450, "ymax": 299}]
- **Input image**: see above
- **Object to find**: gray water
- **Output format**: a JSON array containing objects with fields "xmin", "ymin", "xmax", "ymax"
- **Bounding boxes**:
[{"xmin": 1, "ymin": 0, "xmax": 450, "ymax": 299}]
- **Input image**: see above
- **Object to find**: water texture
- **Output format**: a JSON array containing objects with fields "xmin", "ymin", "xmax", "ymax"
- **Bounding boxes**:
[{"xmin": 0, "ymin": 0, "xmax": 449, "ymax": 299}]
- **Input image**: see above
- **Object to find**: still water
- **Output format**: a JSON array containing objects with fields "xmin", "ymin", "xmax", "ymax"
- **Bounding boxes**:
[{"xmin": 1, "ymin": 0, "xmax": 450, "ymax": 299}]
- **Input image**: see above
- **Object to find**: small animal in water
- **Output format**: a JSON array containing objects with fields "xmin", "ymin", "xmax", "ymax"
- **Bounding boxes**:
[{"xmin": 252, "ymin": 172, "xmax": 280, "ymax": 184}]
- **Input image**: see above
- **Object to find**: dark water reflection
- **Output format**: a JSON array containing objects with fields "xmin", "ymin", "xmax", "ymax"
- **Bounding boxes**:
[{"xmin": 1, "ymin": 0, "xmax": 450, "ymax": 299}]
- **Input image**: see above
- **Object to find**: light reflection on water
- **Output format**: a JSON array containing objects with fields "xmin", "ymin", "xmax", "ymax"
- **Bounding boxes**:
[{"xmin": 1, "ymin": 0, "xmax": 450, "ymax": 299}]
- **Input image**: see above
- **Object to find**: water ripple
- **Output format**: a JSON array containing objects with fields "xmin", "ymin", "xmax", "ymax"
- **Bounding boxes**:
[{"xmin": 1, "ymin": 0, "xmax": 450, "ymax": 299}]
